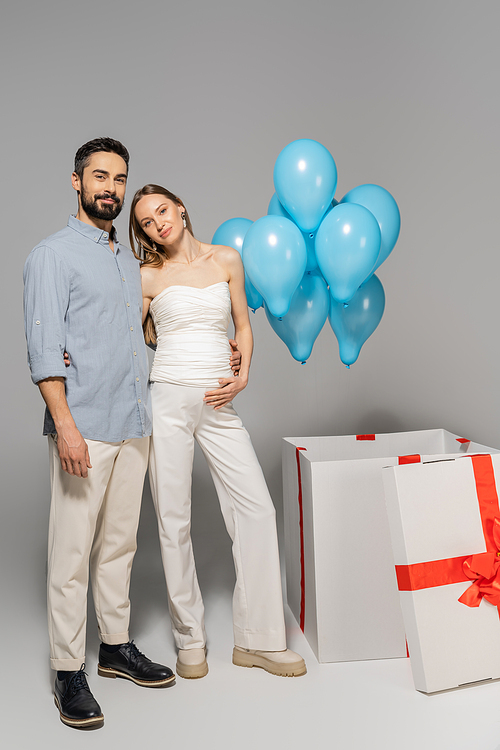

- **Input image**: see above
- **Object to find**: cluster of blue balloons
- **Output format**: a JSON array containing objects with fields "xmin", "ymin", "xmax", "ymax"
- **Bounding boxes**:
[{"xmin": 212, "ymin": 139, "xmax": 400, "ymax": 366}]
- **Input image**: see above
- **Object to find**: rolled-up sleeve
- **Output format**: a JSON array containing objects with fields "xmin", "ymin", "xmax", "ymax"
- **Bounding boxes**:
[{"xmin": 23, "ymin": 245, "xmax": 70, "ymax": 384}]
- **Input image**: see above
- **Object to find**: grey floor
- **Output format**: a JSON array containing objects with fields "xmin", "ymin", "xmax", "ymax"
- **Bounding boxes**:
[
  {"xmin": 6, "ymin": 600, "xmax": 500, "ymax": 750},
  {"xmin": 4, "ymin": 478, "xmax": 500, "ymax": 750}
]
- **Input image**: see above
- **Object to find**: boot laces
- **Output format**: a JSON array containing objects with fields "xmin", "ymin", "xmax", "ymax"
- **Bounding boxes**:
[
  {"xmin": 67, "ymin": 664, "xmax": 90, "ymax": 697},
  {"xmin": 125, "ymin": 640, "xmax": 149, "ymax": 663}
]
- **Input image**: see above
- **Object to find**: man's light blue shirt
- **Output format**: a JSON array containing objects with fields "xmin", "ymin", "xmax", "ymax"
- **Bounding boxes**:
[{"xmin": 23, "ymin": 215, "xmax": 152, "ymax": 442}]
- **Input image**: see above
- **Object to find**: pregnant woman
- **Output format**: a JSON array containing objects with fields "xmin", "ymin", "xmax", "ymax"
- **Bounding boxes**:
[{"xmin": 129, "ymin": 184, "xmax": 305, "ymax": 680}]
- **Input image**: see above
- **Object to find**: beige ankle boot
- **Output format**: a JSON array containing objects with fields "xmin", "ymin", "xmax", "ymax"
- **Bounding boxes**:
[
  {"xmin": 232, "ymin": 647, "xmax": 306, "ymax": 677},
  {"xmin": 176, "ymin": 648, "xmax": 208, "ymax": 679}
]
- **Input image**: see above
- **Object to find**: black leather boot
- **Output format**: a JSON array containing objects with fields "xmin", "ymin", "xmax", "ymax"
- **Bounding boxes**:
[
  {"xmin": 98, "ymin": 641, "xmax": 175, "ymax": 687},
  {"xmin": 54, "ymin": 664, "xmax": 104, "ymax": 729}
]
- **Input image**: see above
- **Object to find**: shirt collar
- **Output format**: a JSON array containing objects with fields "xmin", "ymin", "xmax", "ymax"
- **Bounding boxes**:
[{"xmin": 68, "ymin": 215, "xmax": 119, "ymax": 245}]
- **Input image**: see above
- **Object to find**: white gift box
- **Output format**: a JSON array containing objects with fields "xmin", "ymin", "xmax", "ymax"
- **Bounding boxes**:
[
  {"xmin": 383, "ymin": 452, "xmax": 500, "ymax": 693},
  {"xmin": 282, "ymin": 429, "xmax": 493, "ymax": 664}
]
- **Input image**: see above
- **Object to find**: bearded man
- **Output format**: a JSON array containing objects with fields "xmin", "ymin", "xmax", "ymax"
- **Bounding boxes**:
[{"xmin": 23, "ymin": 138, "xmax": 175, "ymax": 729}]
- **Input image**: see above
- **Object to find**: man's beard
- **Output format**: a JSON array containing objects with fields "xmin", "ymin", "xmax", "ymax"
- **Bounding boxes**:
[{"xmin": 80, "ymin": 186, "xmax": 123, "ymax": 221}]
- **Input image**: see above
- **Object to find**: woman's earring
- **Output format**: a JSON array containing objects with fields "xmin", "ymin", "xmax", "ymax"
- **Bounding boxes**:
[
  {"xmin": 181, "ymin": 211, "xmax": 187, "ymax": 228},
  {"xmin": 152, "ymin": 241, "xmax": 157, "ymax": 251}
]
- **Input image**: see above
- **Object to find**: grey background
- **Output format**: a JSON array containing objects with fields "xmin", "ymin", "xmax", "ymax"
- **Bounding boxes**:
[{"xmin": 1, "ymin": 1, "xmax": 500, "ymax": 748}]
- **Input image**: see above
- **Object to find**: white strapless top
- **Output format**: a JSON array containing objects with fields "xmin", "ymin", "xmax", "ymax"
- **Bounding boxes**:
[{"xmin": 149, "ymin": 281, "xmax": 233, "ymax": 387}]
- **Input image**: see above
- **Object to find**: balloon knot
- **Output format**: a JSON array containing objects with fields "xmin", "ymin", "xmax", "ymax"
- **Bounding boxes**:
[
  {"xmin": 309, "ymin": 233, "xmax": 314, "ymax": 239},
  {"xmin": 251, "ymin": 308, "xmax": 256, "ymax": 314},
  {"xmin": 301, "ymin": 361, "xmax": 306, "ymax": 365},
  {"xmin": 278, "ymin": 317, "xmax": 282, "ymax": 321},
  {"xmin": 343, "ymin": 303, "xmax": 349, "ymax": 309},
  {"xmin": 345, "ymin": 365, "xmax": 350, "ymax": 369}
]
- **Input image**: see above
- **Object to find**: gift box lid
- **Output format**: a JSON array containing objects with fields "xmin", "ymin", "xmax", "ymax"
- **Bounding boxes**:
[{"xmin": 383, "ymin": 453, "xmax": 500, "ymax": 693}]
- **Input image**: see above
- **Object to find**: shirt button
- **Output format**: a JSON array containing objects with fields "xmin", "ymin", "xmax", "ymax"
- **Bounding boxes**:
[
  {"xmin": 133, "ymin": 351, "xmax": 137, "ymax": 356},
  {"xmin": 94, "ymin": 236, "xmax": 98, "ymax": 241},
  {"xmin": 136, "ymin": 377, "xmax": 139, "ymax": 382},
  {"xmin": 35, "ymin": 320, "xmax": 41, "ymax": 325},
  {"xmin": 138, "ymin": 399, "xmax": 142, "ymax": 403},
  {"xmin": 130, "ymin": 326, "xmax": 133, "ymax": 331},
  {"xmin": 103, "ymin": 233, "xmax": 108, "ymax": 239},
  {"xmin": 127, "ymin": 302, "xmax": 130, "ymax": 307},
  {"xmin": 122, "ymin": 277, "xmax": 125, "ymax": 281}
]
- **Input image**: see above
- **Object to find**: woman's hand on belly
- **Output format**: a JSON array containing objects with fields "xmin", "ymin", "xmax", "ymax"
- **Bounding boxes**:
[{"xmin": 203, "ymin": 376, "xmax": 248, "ymax": 410}]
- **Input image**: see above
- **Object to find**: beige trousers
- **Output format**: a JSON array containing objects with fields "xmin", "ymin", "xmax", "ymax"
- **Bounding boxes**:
[
  {"xmin": 149, "ymin": 382, "xmax": 287, "ymax": 652},
  {"xmin": 47, "ymin": 435, "xmax": 149, "ymax": 671}
]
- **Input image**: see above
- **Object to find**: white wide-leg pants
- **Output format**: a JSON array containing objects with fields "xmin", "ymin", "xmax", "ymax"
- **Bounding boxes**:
[
  {"xmin": 47, "ymin": 435, "xmax": 149, "ymax": 670},
  {"xmin": 149, "ymin": 382, "xmax": 286, "ymax": 651}
]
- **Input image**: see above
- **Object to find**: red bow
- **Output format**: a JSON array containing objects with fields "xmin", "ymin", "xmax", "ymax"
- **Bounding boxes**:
[{"xmin": 459, "ymin": 517, "xmax": 500, "ymax": 611}]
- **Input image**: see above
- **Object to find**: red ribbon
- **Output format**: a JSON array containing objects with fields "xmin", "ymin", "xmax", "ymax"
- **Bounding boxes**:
[
  {"xmin": 296, "ymin": 447, "xmax": 307, "ymax": 632},
  {"xmin": 356, "ymin": 434, "xmax": 375, "ymax": 441},
  {"xmin": 398, "ymin": 454, "xmax": 421, "ymax": 465},
  {"xmin": 395, "ymin": 455, "xmax": 500, "ymax": 616}
]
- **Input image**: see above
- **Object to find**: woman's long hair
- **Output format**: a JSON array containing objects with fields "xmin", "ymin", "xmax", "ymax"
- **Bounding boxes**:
[{"xmin": 129, "ymin": 184, "xmax": 194, "ymax": 345}]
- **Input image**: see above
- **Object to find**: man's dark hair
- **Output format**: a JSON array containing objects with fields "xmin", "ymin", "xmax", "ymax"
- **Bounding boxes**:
[{"xmin": 74, "ymin": 137, "xmax": 130, "ymax": 180}]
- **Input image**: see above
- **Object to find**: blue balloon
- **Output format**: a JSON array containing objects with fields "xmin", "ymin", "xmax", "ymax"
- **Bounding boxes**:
[
  {"xmin": 243, "ymin": 279, "xmax": 264, "ymax": 312},
  {"xmin": 273, "ymin": 139, "xmax": 338, "ymax": 233},
  {"xmin": 265, "ymin": 272, "xmax": 330, "ymax": 363},
  {"xmin": 268, "ymin": 193, "xmax": 338, "ymax": 274},
  {"xmin": 341, "ymin": 184, "xmax": 400, "ymax": 274},
  {"xmin": 328, "ymin": 274, "xmax": 385, "ymax": 366},
  {"xmin": 315, "ymin": 203, "xmax": 381, "ymax": 303},
  {"xmin": 242, "ymin": 215, "xmax": 307, "ymax": 318},
  {"xmin": 302, "ymin": 231, "xmax": 319, "ymax": 274},
  {"xmin": 212, "ymin": 217, "xmax": 263, "ymax": 312},
  {"xmin": 267, "ymin": 193, "xmax": 292, "ymax": 221},
  {"xmin": 212, "ymin": 217, "xmax": 252, "ymax": 251}
]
